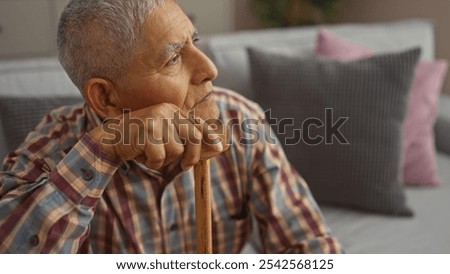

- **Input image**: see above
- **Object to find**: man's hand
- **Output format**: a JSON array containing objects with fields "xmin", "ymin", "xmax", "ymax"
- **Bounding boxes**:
[{"xmin": 89, "ymin": 103, "xmax": 226, "ymax": 171}]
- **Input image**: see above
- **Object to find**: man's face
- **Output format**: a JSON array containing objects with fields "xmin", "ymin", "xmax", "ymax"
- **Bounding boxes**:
[{"xmin": 113, "ymin": 0, "xmax": 219, "ymax": 120}]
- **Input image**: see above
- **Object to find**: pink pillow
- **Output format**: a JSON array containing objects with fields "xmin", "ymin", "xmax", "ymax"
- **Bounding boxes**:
[
  {"xmin": 316, "ymin": 28, "xmax": 449, "ymax": 186},
  {"xmin": 316, "ymin": 29, "xmax": 374, "ymax": 60}
]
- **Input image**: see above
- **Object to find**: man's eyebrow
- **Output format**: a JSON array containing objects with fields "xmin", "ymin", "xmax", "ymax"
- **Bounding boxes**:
[
  {"xmin": 192, "ymin": 28, "xmax": 199, "ymax": 40},
  {"xmin": 158, "ymin": 29, "xmax": 199, "ymax": 62},
  {"xmin": 159, "ymin": 42, "xmax": 184, "ymax": 61}
]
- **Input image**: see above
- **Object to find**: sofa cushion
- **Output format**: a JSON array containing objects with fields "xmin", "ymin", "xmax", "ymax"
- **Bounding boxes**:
[
  {"xmin": 435, "ymin": 117, "xmax": 450, "ymax": 155},
  {"xmin": 316, "ymin": 28, "xmax": 373, "ymax": 60},
  {"xmin": 438, "ymin": 93, "xmax": 450, "ymax": 120},
  {"xmin": 198, "ymin": 19, "xmax": 435, "ymax": 100},
  {"xmin": 321, "ymin": 152, "xmax": 450, "ymax": 253},
  {"xmin": 0, "ymin": 96, "xmax": 83, "ymax": 159},
  {"xmin": 0, "ymin": 57, "xmax": 79, "ymax": 97},
  {"xmin": 435, "ymin": 94, "xmax": 450, "ymax": 155},
  {"xmin": 316, "ymin": 28, "xmax": 449, "ymax": 186},
  {"xmin": 248, "ymin": 47, "xmax": 421, "ymax": 216}
]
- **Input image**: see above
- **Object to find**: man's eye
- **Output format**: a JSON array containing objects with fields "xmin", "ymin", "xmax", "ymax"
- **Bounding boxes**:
[
  {"xmin": 167, "ymin": 54, "xmax": 181, "ymax": 66},
  {"xmin": 193, "ymin": 37, "xmax": 200, "ymax": 44}
]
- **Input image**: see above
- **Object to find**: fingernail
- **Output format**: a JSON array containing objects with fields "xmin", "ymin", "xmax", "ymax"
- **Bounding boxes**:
[
  {"xmin": 214, "ymin": 141, "xmax": 223, "ymax": 152},
  {"xmin": 181, "ymin": 161, "xmax": 193, "ymax": 171}
]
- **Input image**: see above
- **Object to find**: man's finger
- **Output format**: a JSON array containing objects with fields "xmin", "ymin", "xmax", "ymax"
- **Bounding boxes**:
[
  {"xmin": 143, "ymin": 119, "xmax": 166, "ymax": 170},
  {"xmin": 173, "ymin": 113, "xmax": 202, "ymax": 170},
  {"xmin": 162, "ymin": 118, "xmax": 185, "ymax": 167}
]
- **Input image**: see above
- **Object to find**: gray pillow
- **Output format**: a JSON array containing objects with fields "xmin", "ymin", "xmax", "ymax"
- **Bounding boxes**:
[
  {"xmin": 436, "ymin": 94, "xmax": 450, "ymax": 155},
  {"xmin": 0, "ymin": 96, "xmax": 83, "ymax": 157},
  {"xmin": 435, "ymin": 117, "xmax": 450, "ymax": 155},
  {"xmin": 248, "ymin": 47, "xmax": 421, "ymax": 216}
]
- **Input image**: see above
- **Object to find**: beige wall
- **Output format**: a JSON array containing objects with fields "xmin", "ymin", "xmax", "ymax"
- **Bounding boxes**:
[
  {"xmin": 234, "ymin": 0, "xmax": 261, "ymax": 31},
  {"xmin": 0, "ymin": 0, "xmax": 69, "ymax": 58},
  {"xmin": 177, "ymin": 0, "xmax": 234, "ymax": 34},
  {"xmin": 334, "ymin": 0, "xmax": 450, "ymax": 93},
  {"xmin": 0, "ymin": 0, "xmax": 233, "ymax": 58},
  {"xmin": 235, "ymin": 0, "xmax": 450, "ymax": 94}
]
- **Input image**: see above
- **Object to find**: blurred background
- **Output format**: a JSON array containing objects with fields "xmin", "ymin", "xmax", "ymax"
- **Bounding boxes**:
[{"xmin": 0, "ymin": 0, "xmax": 449, "ymax": 92}]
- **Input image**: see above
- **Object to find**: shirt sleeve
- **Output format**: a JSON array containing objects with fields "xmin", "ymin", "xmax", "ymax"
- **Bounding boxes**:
[
  {"xmin": 0, "ymin": 133, "xmax": 121, "ymax": 253},
  {"xmin": 248, "ymin": 107, "xmax": 343, "ymax": 254}
]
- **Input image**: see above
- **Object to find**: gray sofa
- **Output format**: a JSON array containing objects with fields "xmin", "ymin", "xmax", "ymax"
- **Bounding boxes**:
[
  {"xmin": 197, "ymin": 18, "xmax": 450, "ymax": 253},
  {"xmin": 1, "ymin": 19, "xmax": 449, "ymax": 253}
]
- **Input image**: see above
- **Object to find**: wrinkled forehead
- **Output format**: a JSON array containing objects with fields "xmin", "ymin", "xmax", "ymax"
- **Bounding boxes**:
[
  {"xmin": 140, "ymin": 1, "xmax": 194, "ymax": 56},
  {"xmin": 144, "ymin": 0, "xmax": 191, "ymax": 34}
]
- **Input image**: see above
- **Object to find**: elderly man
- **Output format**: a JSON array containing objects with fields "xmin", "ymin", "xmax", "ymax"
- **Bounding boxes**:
[{"xmin": 0, "ymin": 0, "xmax": 341, "ymax": 253}]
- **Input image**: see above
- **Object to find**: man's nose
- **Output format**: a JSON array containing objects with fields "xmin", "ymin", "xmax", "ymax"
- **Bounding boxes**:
[{"xmin": 189, "ymin": 47, "xmax": 218, "ymax": 85}]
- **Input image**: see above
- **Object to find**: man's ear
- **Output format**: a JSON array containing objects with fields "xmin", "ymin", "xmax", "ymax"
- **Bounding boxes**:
[{"xmin": 84, "ymin": 78, "xmax": 122, "ymax": 118}]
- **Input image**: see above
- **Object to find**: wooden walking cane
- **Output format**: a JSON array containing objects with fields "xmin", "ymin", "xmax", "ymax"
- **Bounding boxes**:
[{"xmin": 194, "ymin": 159, "xmax": 213, "ymax": 253}]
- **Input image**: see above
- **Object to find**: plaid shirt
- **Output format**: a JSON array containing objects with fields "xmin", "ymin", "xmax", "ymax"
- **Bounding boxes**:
[{"xmin": 0, "ymin": 88, "xmax": 342, "ymax": 253}]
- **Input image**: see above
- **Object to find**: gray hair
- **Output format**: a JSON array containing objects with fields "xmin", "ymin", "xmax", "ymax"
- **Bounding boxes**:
[{"xmin": 57, "ymin": 0, "xmax": 165, "ymax": 92}]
